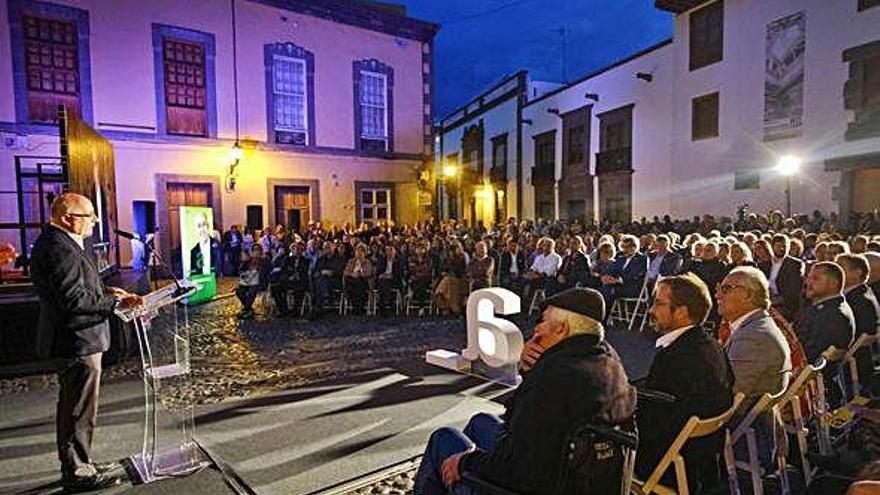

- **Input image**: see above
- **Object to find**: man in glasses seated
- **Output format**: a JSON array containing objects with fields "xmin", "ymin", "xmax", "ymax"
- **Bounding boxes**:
[
  {"xmin": 716, "ymin": 266, "xmax": 791, "ymax": 468},
  {"xmin": 30, "ymin": 193, "xmax": 144, "ymax": 492},
  {"xmin": 637, "ymin": 273, "xmax": 734, "ymax": 494}
]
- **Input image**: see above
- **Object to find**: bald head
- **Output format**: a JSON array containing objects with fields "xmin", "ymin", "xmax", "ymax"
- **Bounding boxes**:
[{"xmin": 50, "ymin": 193, "xmax": 96, "ymax": 237}]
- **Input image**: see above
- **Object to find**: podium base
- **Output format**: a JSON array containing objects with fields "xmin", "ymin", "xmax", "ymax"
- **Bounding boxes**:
[{"xmin": 129, "ymin": 442, "xmax": 211, "ymax": 484}]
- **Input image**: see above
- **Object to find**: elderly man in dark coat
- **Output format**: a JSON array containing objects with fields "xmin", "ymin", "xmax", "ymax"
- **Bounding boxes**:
[
  {"xmin": 413, "ymin": 288, "xmax": 636, "ymax": 495},
  {"xmin": 636, "ymin": 272, "xmax": 735, "ymax": 494}
]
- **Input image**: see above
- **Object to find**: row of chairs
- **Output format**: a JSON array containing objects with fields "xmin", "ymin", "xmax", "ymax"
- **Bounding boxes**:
[
  {"xmin": 462, "ymin": 337, "xmax": 880, "ymax": 495},
  {"xmin": 258, "ymin": 278, "xmax": 433, "ymax": 317}
]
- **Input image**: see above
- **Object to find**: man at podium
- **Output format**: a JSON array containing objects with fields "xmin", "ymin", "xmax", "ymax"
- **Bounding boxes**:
[{"xmin": 30, "ymin": 192, "xmax": 144, "ymax": 492}]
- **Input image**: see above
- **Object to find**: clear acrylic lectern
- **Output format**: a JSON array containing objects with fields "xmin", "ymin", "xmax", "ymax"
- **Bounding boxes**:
[{"xmin": 115, "ymin": 281, "xmax": 210, "ymax": 483}]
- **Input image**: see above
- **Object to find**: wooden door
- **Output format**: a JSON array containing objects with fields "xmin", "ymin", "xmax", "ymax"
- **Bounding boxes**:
[{"xmin": 274, "ymin": 186, "xmax": 310, "ymax": 231}]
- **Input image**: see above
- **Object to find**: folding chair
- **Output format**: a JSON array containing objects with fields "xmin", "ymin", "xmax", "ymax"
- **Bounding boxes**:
[
  {"xmin": 299, "ymin": 291, "xmax": 312, "ymax": 316},
  {"xmin": 723, "ymin": 388, "xmax": 787, "ymax": 495},
  {"xmin": 257, "ymin": 290, "xmax": 274, "ymax": 316},
  {"xmin": 405, "ymin": 280, "xmax": 434, "ymax": 315},
  {"xmin": 835, "ymin": 333, "xmax": 877, "ymax": 401},
  {"xmin": 610, "ymin": 276, "xmax": 650, "ymax": 331},
  {"xmin": 631, "ymin": 392, "xmax": 745, "ymax": 495},
  {"xmin": 462, "ymin": 423, "xmax": 638, "ymax": 495},
  {"xmin": 528, "ymin": 288, "xmax": 547, "ymax": 315},
  {"xmin": 777, "ymin": 358, "xmax": 829, "ymax": 488}
]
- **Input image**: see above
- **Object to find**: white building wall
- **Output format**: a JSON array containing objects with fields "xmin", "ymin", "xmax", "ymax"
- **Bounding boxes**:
[
  {"xmin": 437, "ymin": 85, "xmax": 520, "ymax": 222},
  {"xmin": 521, "ymin": 43, "xmax": 674, "ymax": 221},
  {"xmin": 668, "ymin": 0, "xmax": 880, "ymax": 218}
]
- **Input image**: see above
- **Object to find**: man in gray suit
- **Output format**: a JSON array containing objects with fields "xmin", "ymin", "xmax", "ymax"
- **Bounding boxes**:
[{"xmin": 716, "ymin": 266, "xmax": 791, "ymax": 467}]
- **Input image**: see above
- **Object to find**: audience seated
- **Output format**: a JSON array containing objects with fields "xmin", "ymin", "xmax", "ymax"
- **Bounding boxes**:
[
  {"xmin": 636, "ymin": 273, "xmax": 734, "ymax": 494},
  {"xmin": 547, "ymin": 235, "xmax": 591, "ymax": 294},
  {"xmin": 269, "ymin": 242, "xmax": 310, "ymax": 315},
  {"xmin": 600, "ymin": 234, "xmax": 648, "ymax": 310},
  {"xmin": 522, "ymin": 237, "xmax": 562, "ymax": 301},
  {"xmin": 795, "ymin": 262, "xmax": 856, "ymax": 366},
  {"xmin": 716, "ymin": 266, "xmax": 791, "ymax": 467},
  {"xmin": 761, "ymin": 234, "xmax": 805, "ymax": 322},
  {"xmin": 498, "ymin": 238, "xmax": 526, "ymax": 292},
  {"xmin": 407, "ymin": 243, "xmax": 434, "ymax": 306},
  {"xmin": 413, "ymin": 288, "xmax": 635, "ymax": 495},
  {"xmin": 647, "ymin": 234, "xmax": 683, "ymax": 284},
  {"xmin": 375, "ymin": 245, "xmax": 405, "ymax": 316},
  {"xmin": 235, "ymin": 244, "xmax": 271, "ymax": 319},
  {"xmin": 836, "ymin": 253, "xmax": 879, "ymax": 392},
  {"xmin": 434, "ymin": 240, "xmax": 468, "ymax": 315},
  {"xmin": 466, "ymin": 241, "xmax": 495, "ymax": 291},
  {"xmin": 343, "ymin": 243, "xmax": 373, "ymax": 314},
  {"xmin": 311, "ymin": 241, "xmax": 345, "ymax": 315}
]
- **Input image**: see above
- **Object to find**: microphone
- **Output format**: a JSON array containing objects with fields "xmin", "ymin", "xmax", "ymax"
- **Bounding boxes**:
[{"xmin": 115, "ymin": 229, "xmax": 136, "ymax": 240}]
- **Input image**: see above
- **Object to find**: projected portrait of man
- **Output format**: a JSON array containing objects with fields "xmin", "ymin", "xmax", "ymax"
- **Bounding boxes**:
[{"xmin": 190, "ymin": 211, "xmax": 211, "ymax": 276}]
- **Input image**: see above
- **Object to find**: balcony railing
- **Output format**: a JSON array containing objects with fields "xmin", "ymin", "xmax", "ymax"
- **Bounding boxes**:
[
  {"xmin": 531, "ymin": 165, "xmax": 554, "ymax": 183},
  {"xmin": 489, "ymin": 165, "xmax": 507, "ymax": 183},
  {"xmin": 595, "ymin": 147, "xmax": 632, "ymax": 175}
]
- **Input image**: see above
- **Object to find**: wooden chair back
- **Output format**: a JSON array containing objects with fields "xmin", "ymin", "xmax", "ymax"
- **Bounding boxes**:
[{"xmin": 636, "ymin": 392, "xmax": 745, "ymax": 495}]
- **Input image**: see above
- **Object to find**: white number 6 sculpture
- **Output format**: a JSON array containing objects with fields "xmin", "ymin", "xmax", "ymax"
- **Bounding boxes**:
[{"xmin": 463, "ymin": 288, "xmax": 523, "ymax": 368}]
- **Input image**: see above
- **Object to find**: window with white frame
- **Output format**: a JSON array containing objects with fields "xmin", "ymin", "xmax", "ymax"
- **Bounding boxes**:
[
  {"xmin": 359, "ymin": 70, "xmax": 388, "ymax": 143},
  {"xmin": 360, "ymin": 188, "xmax": 391, "ymax": 225},
  {"xmin": 273, "ymin": 54, "xmax": 308, "ymax": 145}
]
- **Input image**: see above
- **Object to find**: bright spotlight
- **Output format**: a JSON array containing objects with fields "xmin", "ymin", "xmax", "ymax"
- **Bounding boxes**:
[
  {"xmin": 442, "ymin": 165, "xmax": 458, "ymax": 178},
  {"xmin": 776, "ymin": 155, "xmax": 801, "ymax": 176}
]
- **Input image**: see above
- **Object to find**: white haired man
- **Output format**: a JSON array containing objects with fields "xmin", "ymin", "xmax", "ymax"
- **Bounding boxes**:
[
  {"xmin": 413, "ymin": 288, "xmax": 635, "ymax": 494},
  {"xmin": 716, "ymin": 266, "xmax": 791, "ymax": 468}
]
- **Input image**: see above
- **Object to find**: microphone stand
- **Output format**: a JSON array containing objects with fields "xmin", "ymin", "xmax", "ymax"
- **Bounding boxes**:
[{"xmin": 144, "ymin": 236, "xmax": 190, "ymax": 298}]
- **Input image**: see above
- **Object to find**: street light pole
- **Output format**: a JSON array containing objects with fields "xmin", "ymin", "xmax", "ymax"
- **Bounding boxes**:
[
  {"xmin": 776, "ymin": 155, "xmax": 801, "ymax": 218},
  {"xmin": 785, "ymin": 175, "xmax": 792, "ymax": 218}
]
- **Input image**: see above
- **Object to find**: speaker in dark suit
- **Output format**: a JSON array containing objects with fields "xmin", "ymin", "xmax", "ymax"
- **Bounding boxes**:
[{"xmin": 29, "ymin": 193, "xmax": 142, "ymax": 491}]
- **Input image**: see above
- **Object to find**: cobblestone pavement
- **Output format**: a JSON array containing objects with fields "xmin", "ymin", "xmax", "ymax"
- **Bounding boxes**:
[
  {"xmin": 0, "ymin": 295, "xmax": 475, "ymax": 405},
  {"xmin": 0, "ymin": 287, "xmax": 649, "ymax": 494},
  {"xmin": 0, "ymin": 296, "xmax": 475, "ymax": 492}
]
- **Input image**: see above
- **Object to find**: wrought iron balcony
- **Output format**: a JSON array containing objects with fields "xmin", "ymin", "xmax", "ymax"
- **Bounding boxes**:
[
  {"xmin": 489, "ymin": 165, "xmax": 507, "ymax": 183},
  {"xmin": 531, "ymin": 165, "xmax": 554, "ymax": 183},
  {"xmin": 595, "ymin": 147, "xmax": 632, "ymax": 175}
]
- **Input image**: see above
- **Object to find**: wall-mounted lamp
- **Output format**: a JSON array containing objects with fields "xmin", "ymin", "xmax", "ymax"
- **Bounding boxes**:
[
  {"xmin": 547, "ymin": 108, "xmax": 560, "ymax": 116},
  {"xmin": 521, "ymin": 119, "xmax": 533, "ymax": 126},
  {"xmin": 636, "ymin": 72, "xmax": 653, "ymax": 83},
  {"xmin": 584, "ymin": 92, "xmax": 599, "ymax": 102},
  {"xmin": 226, "ymin": 141, "xmax": 244, "ymax": 192}
]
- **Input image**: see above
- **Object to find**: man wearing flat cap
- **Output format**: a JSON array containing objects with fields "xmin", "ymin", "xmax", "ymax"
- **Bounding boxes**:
[{"xmin": 414, "ymin": 288, "xmax": 636, "ymax": 495}]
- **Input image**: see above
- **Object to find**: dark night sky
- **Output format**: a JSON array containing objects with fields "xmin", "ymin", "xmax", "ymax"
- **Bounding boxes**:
[{"xmin": 395, "ymin": 0, "xmax": 674, "ymax": 119}]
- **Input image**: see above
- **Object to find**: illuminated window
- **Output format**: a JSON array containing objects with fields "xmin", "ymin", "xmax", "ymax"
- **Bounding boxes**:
[
  {"xmin": 360, "ymin": 71, "xmax": 387, "ymax": 141},
  {"xmin": 353, "ymin": 60, "xmax": 394, "ymax": 152},
  {"xmin": 273, "ymin": 55, "xmax": 308, "ymax": 144},
  {"xmin": 23, "ymin": 15, "xmax": 79, "ymax": 123},
  {"xmin": 163, "ymin": 38, "xmax": 206, "ymax": 136}
]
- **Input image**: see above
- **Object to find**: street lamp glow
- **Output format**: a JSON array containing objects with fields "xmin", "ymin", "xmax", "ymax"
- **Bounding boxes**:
[
  {"xmin": 776, "ymin": 155, "xmax": 801, "ymax": 176},
  {"xmin": 442, "ymin": 164, "xmax": 459, "ymax": 178},
  {"xmin": 229, "ymin": 142, "xmax": 244, "ymax": 162}
]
